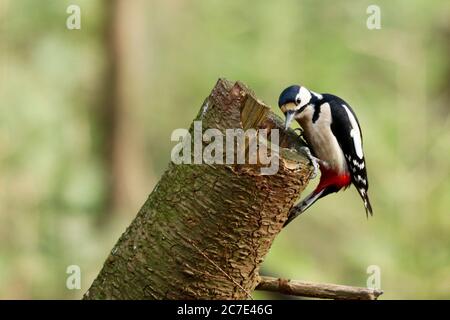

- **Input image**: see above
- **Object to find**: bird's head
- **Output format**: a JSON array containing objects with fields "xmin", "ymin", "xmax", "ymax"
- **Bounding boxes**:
[{"xmin": 278, "ymin": 85, "xmax": 313, "ymax": 130}]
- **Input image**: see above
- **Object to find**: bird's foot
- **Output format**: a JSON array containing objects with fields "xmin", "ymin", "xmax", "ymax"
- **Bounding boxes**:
[{"xmin": 300, "ymin": 146, "xmax": 320, "ymax": 179}]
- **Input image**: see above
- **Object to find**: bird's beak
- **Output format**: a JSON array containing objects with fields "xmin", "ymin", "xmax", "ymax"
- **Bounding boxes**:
[{"xmin": 284, "ymin": 110, "xmax": 295, "ymax": 130}]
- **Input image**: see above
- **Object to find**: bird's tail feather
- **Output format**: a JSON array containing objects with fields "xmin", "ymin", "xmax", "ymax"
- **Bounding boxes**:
[
  {"xmin": 356, "ymin": 188, "xmax": 373, "ymax": 217},
  {"xmin": 364, "ymin": 194, "xmax": 373, "ymax": 217},
  {"xmin": 283, "ymin": 189, "xmax": 325, "ymax": 227}
]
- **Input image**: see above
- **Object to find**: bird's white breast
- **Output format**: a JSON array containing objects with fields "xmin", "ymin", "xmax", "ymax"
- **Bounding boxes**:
[{"xmin": 297, "ymin": 103, "xmax": 348, "ymax": 174}]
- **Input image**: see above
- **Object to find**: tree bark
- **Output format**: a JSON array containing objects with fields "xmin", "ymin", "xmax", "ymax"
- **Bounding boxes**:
[{"xmin": 84, "ymin": 79, "xmax": 312, "ymax": 300}]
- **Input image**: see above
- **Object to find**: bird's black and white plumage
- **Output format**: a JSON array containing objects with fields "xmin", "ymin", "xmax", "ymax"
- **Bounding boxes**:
[{"xmin": 278, "ymin": 85, "xmax": 372, "ymax": 226}]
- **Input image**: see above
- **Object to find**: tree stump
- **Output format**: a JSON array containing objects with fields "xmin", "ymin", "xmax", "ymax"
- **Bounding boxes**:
[{"xmin": 84, "ymin": 79, "xmax": 312, "ymax": 299}]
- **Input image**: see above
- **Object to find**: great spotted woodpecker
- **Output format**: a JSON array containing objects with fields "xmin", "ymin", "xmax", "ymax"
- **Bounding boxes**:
[{"xmin": 279, "ymin": 85, "xmax": 372, "ymax": 226}]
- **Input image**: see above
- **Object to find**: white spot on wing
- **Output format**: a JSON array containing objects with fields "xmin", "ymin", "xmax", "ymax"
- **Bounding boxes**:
[
  {"xmin": 311, "ymin": 90, "xmax": 323, "ymax": 99},
  {"xmin": 342, "ymin": 104, "xmax": 364, "ymax": 159},
  {"xmin": 356, "ymin": 175, "xmax": 367, "ymax": 185},
  {"xmin": 353, "ymin": 159, "xmax": 365, "ymax": 169}
]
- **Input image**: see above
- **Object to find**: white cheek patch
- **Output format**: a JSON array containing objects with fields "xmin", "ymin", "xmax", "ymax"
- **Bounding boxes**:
[
  {"xmin": 342, "ymin": 104, "xmax": 364, "ymax": 159},
  {"xmin": 296, "ymin": 87, "xmax": 312, "ymax": 107}
]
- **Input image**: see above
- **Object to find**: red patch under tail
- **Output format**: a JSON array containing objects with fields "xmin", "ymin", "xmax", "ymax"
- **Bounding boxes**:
[{"xmin": 314, "ymin": 166, "xmax": 351, "ymax": 195}]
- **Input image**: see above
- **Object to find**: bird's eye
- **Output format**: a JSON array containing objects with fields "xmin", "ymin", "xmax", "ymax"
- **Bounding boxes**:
[{"xmin": 296, "ymin": 98, "xmax": 301, "ymax": 105}]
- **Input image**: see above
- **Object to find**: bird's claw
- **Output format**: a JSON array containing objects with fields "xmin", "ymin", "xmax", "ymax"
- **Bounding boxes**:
[{"xmin": 300, "ymin": 146, "xmax": 319, "ymax": 179}]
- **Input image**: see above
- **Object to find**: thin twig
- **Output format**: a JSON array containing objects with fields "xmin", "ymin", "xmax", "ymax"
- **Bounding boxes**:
[{"xmin": 256, "ymin": 276, "xmax": 383, "ymax": 300}]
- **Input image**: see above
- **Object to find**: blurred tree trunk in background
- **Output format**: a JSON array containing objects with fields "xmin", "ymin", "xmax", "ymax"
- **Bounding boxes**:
[
  {"xmin": 96, "ymin": 0, "xmax": 117, "ymax": 218},
  {"xmin": 84, "ymin": 79, "xmax": 312, "ymax": 299},
  {"xmin": 98, "ymin": 0, "xmax": 152, "ymax": 219}
]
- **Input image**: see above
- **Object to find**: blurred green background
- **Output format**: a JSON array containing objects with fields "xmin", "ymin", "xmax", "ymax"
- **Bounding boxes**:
[{"xmin": 1, "ymin": 0, "xmax": 449, "ymax": 299}]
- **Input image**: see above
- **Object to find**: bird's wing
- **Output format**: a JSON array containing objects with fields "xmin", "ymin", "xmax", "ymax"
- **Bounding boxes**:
[{"xmin": 326, "ymin": 95, "xmax": 373, "ymax": 215}]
